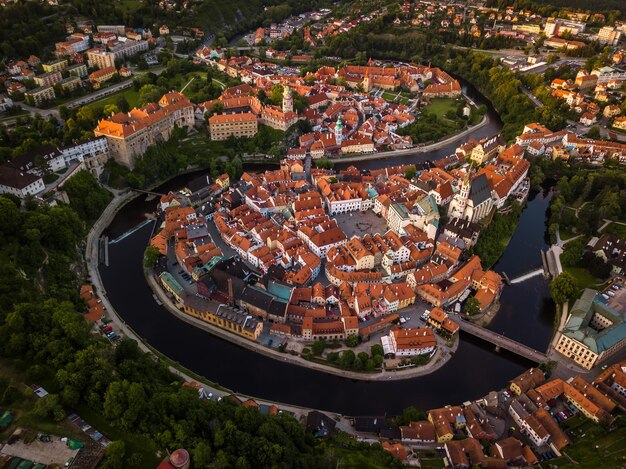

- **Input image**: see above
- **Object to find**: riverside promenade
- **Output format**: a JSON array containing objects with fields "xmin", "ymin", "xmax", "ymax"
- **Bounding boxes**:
[
  {"xmin": 336, "ymin": 114, "xmax": 489, "ymax": 164},
  {"xmin": 85, "ymin": 191, "xmax": 336, "ymax": 422},
  {"xmin": 145, "ymin": 263, "xmax": 458, "ymax": 382}
]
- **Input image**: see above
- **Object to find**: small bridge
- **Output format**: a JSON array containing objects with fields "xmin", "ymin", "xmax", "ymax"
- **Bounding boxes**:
[
  {"xmin": 132, "ymin": 189, "xmax": 166, "ymax": 197},
  {"xmin": 450, "ymin": 313, "xmax": 548, "ymax": 363}
]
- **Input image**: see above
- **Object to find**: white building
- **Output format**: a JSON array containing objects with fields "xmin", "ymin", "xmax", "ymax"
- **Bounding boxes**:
[
  {"xmin": 60, "ymin": 137, "xmax": 110, "ymax": 177},
  {"xmin": 327, "ymin": 197, "xmax": 362, "ymax": 215},
  {"xmin": 509, "ymin": 400, "xmax": 550, "ymax": 447},
  {"xmin": 597, "ymin": 26, "xmax": 622, "ymax": 46},
  {"xmin": 0, "ymin": 164, "xmax": 45, "ymax": 197},
  {"xmin": 381, "ymin": 328, "xmax": 437, "ymax": 357}
]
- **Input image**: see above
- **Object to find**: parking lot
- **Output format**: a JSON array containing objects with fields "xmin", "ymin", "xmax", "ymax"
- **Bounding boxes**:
[
  {"xmin": 603, "ymin": 279, "xmax": 626, "ymax": 315},
  {"xmin": 334, "ymin": 210, "xmax": 388, "ymax": 239},
  {"xmin": 1, "ymin": 430, "xmax": 80, "ymax": 466}
]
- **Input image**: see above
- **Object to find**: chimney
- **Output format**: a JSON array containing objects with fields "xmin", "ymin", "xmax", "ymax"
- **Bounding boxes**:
[{"xmin": 227, "ymin": 277, "xmax": 235, "ymax": 306}]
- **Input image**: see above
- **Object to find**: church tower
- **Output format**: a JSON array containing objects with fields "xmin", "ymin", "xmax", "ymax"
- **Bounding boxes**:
[
  {"xmin": 335, "ymin": 115, "xmax": 343, "ymax": 145},
  {"xmin": 282, "ymin": 85, "xmax": 293, "ymax": 113},
  {"xmin": 362, "ymin": 68, "xmax": 371, "ymax": 93},
  {"xmin": 449, "ymin": 167, "xmax": 472, "ymax": 220}
]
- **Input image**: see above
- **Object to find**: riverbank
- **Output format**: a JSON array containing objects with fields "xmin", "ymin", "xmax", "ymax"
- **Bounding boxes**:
[
  {"xmin": 336, "ymin": 113, "xmax": 489, "ymax": 164},
  {"xmin": 86, "ymin": 190, "xmax": 360, "ymax": 422},
  {"xmin": 145, "ymin": 263, "xmax": 459, "ymax": 381}
]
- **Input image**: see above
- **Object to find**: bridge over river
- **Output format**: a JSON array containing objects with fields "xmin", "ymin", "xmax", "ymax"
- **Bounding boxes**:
[{"xmin": 449, "ymin": 313, "xmax": 548, "ymax": 363}]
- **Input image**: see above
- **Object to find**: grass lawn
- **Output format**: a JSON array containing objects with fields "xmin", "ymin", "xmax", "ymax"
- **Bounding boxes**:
[
  {"xmin": 418, "ymin": 457, "xmax": 445, "ymax": 468},
  {"xmin": 564, "ymin": 267, "xmax": 601, "ymax": 291},
  {"xmin": 423, "ymin": 98, "xmax": 458, "ymax": 119},
  {"xmin": 380, "ymin": 91, "xmax": 410, "ymax": 105},
  {"xmin": 604, "ymin": 222, "xmax": 626, "ymax": 239},
  {"xmin": 86, "ymin": 88, "xmax": 141, "ymax": 111},
  {"xmin": 115, "ymin": 0, "xmax": 143, "ymax": 14}
]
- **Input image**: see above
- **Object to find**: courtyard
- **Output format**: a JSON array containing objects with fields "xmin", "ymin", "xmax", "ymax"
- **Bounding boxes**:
[{"xmin": 333, "ymin": 210, "xmax": 389, "ymax": 239}]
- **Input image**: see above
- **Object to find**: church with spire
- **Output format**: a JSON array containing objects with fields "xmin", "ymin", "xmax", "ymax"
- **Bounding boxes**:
[{"xmin": 448, "ymin": 167, "xmax": 494, "ymax": 223}]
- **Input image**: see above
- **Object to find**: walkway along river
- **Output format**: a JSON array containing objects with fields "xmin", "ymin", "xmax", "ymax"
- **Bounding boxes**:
[{"xmin": 97, "ymin": 82, "xmax": 557, "ymax": 416}]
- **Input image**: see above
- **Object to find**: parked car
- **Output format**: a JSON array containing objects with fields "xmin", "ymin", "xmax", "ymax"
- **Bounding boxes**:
[{"xmin": 103, "ymin": 325, "xmax": 113, "ymax": 334}]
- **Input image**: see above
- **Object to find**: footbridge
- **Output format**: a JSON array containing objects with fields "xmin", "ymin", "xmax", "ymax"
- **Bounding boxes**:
[
  {"xmin": 132, "ymin": 188, "xmax": 166, "ymax": 197},
  {"xmin": 449, "ymin": 313, "xmax": 548, "ymax": 363}
]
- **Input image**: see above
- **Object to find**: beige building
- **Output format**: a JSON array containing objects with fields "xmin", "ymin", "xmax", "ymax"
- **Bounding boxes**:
[
  {"xmin": 209, "ymin": 112, "xmax": 258, "ymax": 141},
  {"xmin": 68, "ymin": 63, "xmax": 88, "ymax": 78},
  {"xmin": 58, "ymin": 76, "xmax": 82, "ymax": 92},
  {"xmin": 42, "ymin": 59, "xmax": 68, "ymax": 73},
  {"xmin": 94, "ymin": 92, "xmax": 195, "ymax": 168},
  {"xmin": 555, "ymin": 289, "xmax": 626, "ymax": 369},
  {"xmin": 89, "ymin": 66, "xmax": 117, "ymax": 87},
  {"xmin": 346, "ymin": 237, "xmax": 375, "ymax": 270},
  {"xmin": 25, "ymin": 86, "xmax": 56, "ymax": 106},
  {"xmin": 612, "ymin": 117, "xmax": 626, "ymax": 131},
  {"xmin": 34, "ymin": 71, "xmax": 62, "ymax": 88},
  {"xmin": 87, "ymin": 48, "xmax": 116, "ymax": 70}
]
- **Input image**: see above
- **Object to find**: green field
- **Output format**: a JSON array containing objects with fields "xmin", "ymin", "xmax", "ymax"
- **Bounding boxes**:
[
  {"xmin": 548, "ymin": 415, "xmax": 626, "ymax": 468},
  {"xmin": 381, "ymin": 90, "xmax": 411, "ymax": 105},
  {"xmin": 115, "ymin": 0, "xmax": 143, "ymax": 14},
  {"xmin": 423, "ymin": 98, "xmax": 459, "ymax": 119},
  {"xmin": 564, "ymin": 267, "xmax": 601, "ymax": 291},
  {"xmin": 86, "ymin": 88, "xmax": 141, "ymax": 111}
]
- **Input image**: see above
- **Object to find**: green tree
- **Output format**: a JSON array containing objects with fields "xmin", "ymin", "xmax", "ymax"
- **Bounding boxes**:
[
  {"xmin": 463, "ymin": 296, "xmax": 481, "ymax": 316},
  {"xmin": 103, "ymin": 104, "xmax": 119, "ymax": 117},
  {"xmin": 345, "ymin": 334, "xmax": 360, "ymax": 347},
  {"xmin": 101, "ymin": 441, "xmax": 126, "ymax": 469},
  {"xmin": 586, "ymin": 126, "xmax": 601, "ymax": 139},
  {"xmin": 143, "ymin": 245, "xmax": 161, "ymax": 269},
  {"xmin": 370, "ymin": 343, "xmax": 384, "ymax": 357},
  {"xmin": 33, "ymin": 393, "xmax": 65, "ymax": 421},
  {"xmin": 311, "ymin": 339, "xmax": 326, "ymax": 356},
  {"xmin": 116, "ymin": 95, "xmax": 131, "ymax": 113},
  {"xmin": 404, "ymin": 166, "xmax": 416, "ymax": 180},
  {"xmin": 550, "ymin": 272, "xmax": 578, "ymax": 305},
  {"xmin": 339, "ymin": 350, "xmax": 356, "ymax": 368}
]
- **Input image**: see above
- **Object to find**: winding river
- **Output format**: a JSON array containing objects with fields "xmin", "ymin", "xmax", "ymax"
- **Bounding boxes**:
[{"xmin": 98, "ymin": 82, "xmax": 557, "ymax": 416}]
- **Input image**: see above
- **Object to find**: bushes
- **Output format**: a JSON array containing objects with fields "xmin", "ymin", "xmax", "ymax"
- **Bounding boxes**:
[{"xmin": 472, "ymin": 202, "xmax": 522, "ymax": 268}]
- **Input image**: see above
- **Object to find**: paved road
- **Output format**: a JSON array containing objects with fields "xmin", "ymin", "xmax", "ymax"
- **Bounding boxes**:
[
  {"xmin": 85, "ymin": 190, "xmax": 356, "ymax": 424},
  {"xmin": 521, "ymin": 88, "xmax": 542, "ymax": 108},
  {"xmin": 4, "ymin": 68, "xmax": 168, "ymax": 126}
]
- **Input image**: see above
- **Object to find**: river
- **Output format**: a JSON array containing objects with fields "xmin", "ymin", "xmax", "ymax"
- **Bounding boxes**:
[{"xmin": 98, "ymin": 83, "xmax": 557, "ymax": 416}]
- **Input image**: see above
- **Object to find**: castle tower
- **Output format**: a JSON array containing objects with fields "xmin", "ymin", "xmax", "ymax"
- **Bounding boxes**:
[
  {"xmin": 282, "ymin": 85, "xmax": 293, "ymax": 113},
  {"xmin": 335, "ymin": 115, "xmax": 343, "ymax": 145}
]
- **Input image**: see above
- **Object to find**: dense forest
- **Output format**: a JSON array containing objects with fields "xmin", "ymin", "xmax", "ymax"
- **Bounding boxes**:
[{"xmin": 0, "ymin": 2, "xmax": 65, "ymax": 59}]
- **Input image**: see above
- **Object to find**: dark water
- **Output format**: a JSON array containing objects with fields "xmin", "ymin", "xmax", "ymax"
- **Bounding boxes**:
[
  {"xmin": 97, "ymin": 81, "xmax": 556, "ymax": 416},
  {"xmin": 488, "ymin": 189, "xmax": 556, "ymax": 350},
  {"xmin": 99, "ymin": 190, "xmax": 554, "ymax": 416},
  {"xmin": 100, "ymin": 222, "xmax": 533, "ymax": 415}
]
